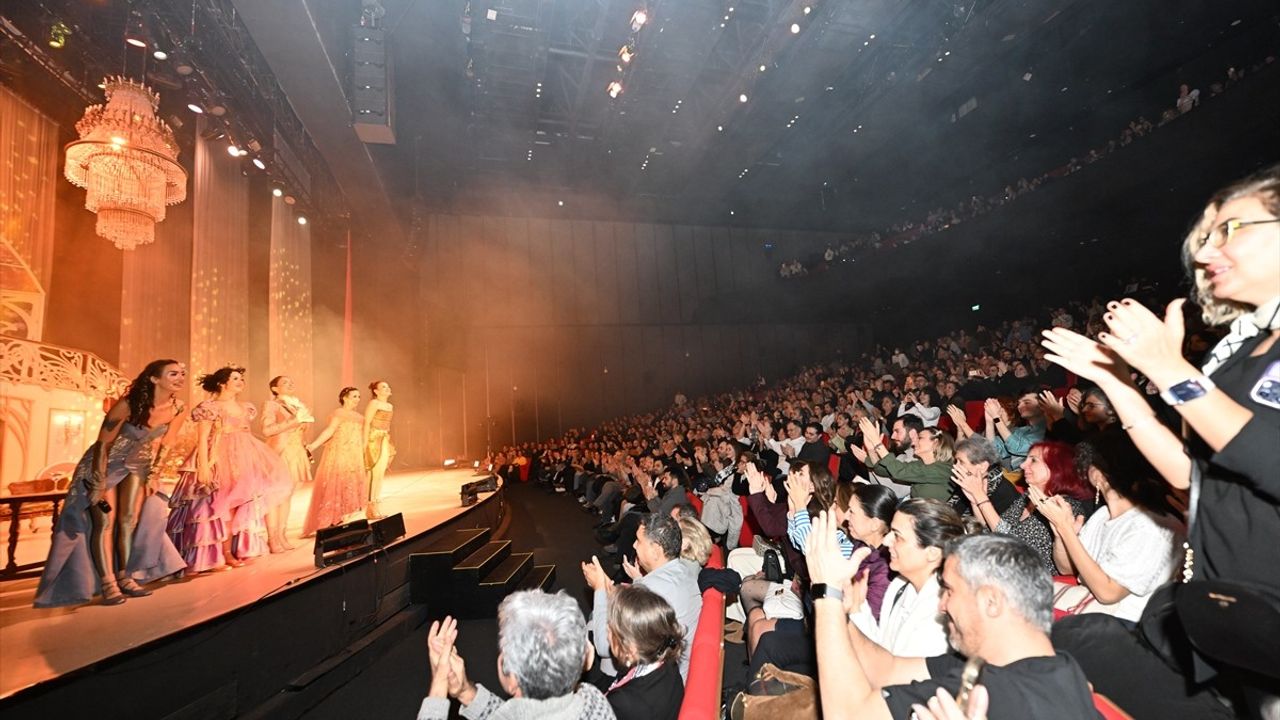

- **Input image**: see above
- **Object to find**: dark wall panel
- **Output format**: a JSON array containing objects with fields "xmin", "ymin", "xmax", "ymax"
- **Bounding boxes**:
[{"xmin": 415, "ymin": 213, "xmax": 872, "ymax": 463}]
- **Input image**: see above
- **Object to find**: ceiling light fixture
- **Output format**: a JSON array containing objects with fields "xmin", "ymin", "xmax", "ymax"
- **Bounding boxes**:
[
  {"xmin": 48, "ymin": 21, "xmax": 71, "ymax": 49},
  {"xmin": 252, "ymin": 157, "xmax": 266, "ymax": 170},
  {"xmin": 272, "ymin": 187, "xmax": 283, "ymax": 197},
  {"xmin": 739, "ymin": 93, "xmax": 748, "ymax": 103},
  {"xmin": 607, "ymin": 81, "xmax": 623, "ymax": 98},
  {"xmin": 152, "ymin": 49, "xmax": 168, "ymax": 60},
  {"xmin": 297, "ymin": 215, "xmax": 307, "ymax": 226},
  {"xmin": 790, "ymin": 23, "xmax": 800, "ymax": 34},
  {"xmin": 227, "ymin": 144, "xmax": 240, "ymax": 157},
  {"xmin": 619, "ymin": 45, "xmax": 634, "ymax": 63},
  {"xmin": 630, "ymin": 10, "xmax": 648, "ymax": 32}
]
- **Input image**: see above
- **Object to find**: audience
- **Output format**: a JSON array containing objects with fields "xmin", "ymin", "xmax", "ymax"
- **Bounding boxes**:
[
  {"xmin": 419, "ymin": 592, "xmax": 613, "ymax": 720},
  {"xmin": 604, "ymin": 585, "xmax": 686, "ymax": 720}
]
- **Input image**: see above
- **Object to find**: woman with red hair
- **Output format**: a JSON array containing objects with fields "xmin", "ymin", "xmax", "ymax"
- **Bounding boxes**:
[{"xmin": 970, "ymin": 440, "xmax": 1095, "ymax": 572}]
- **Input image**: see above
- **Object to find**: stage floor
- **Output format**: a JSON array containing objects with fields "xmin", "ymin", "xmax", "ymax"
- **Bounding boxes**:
[{"xmin": 0, "ymin": 468, "xmax": 489, "ymax": 702}]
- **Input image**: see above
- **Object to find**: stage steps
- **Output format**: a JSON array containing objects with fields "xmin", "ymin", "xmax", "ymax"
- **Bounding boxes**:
[{"xmin": 409, "ymin": 528, "xmax": 556, "ymax": 619}]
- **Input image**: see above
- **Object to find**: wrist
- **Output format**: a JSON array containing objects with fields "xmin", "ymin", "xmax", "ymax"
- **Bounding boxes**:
[{"xmin": 458, "ymin": 682, "xmax": 477, "ymax": 706}]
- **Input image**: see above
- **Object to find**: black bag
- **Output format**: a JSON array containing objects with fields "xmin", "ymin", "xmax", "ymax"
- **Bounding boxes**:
[
  {"xmin": 763, "ymin": 549, "xmax": 783, "ymax": 584},
  {"xmin": 1175, "ymin": 579, "xmax": 1280, "ymax": 680}
]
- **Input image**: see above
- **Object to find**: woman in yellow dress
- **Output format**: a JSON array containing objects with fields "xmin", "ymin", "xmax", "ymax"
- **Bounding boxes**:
[
  {"xmin": 303, "ymin": 387, "xmax": 368, "ymax": 535},
  {"xmin": 364, "ymin": 379, "xmax": 396, "ymax": 519}
]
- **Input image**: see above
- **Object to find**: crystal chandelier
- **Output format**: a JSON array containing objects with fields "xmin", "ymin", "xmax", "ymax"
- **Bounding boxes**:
[{"xmin": 64, "ymin": 77, "xmax": 187, "ymax": 251}]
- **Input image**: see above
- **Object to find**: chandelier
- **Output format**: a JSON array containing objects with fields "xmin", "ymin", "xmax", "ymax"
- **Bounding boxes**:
[{"xmin": 64, "ymin": 77, "xmax": 187, "ymax": 251}]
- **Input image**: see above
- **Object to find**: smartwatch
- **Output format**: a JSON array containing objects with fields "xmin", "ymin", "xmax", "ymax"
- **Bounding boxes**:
[
  {"xmin": 1159, "ymin": 376, "xmax": 1217, "ymax": 406},
  {"xmin": 811, "ymin": 583, "xmax": 845, "ymax": 602}
]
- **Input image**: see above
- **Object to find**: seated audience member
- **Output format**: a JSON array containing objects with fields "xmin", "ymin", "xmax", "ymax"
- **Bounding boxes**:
[
  {"xmin": 605, "ymin": 585, "xmax": 686, "ymax": 720},
  {"xmin": 584, "ymin": 513, "xmax": 701, "ymax": 680},
  {"xmin": 746, "ymin": 480, "xmax": 896, "ymax": 677},
  {"xmin": 971, "ymin": 441, "xmax": 1093, "ymax": 573},
  {"xmin": 1039, "ymin": 437, "xmax": 1183, "ymax": 623},
  {"xmin": 859, "ymin": 417, "xmax": 955, "ymax": 501},
  {"xmin": 419, "ymin": 592, "xmax": 614, "ymax": 720},
  {"xmin": 898, "ymin": 390, "xmax": 942, "ymax": 427},
  {"xmin": 851, "ymin": 500, "xmax": 970, "ymax": 658},
  {"xmin": 807, "ymin": 518, "xmax": 1098, "ymax": 720},
  {"xmin": 984, "ymin": 391, "xmax": 1047, "ymax": 470},
  {"xmin": 797, "ymin": 421, "xmax": 833, "ymax": 466},
  {"xmin": 1043, "ymin": 386, "xmax": 1121, "ymax": 446},
  {"xmin": 677, "ymin": 515, "xmax": 713, "ymax": 568},
  {"xmin": 948, "ymin": 435, "xmax": 1020, "ymax": 518}
]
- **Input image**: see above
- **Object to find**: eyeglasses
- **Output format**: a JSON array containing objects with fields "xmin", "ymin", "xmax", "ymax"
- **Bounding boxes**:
[{"xmin": 1202, "ymin": 218, "xmax": 1280, "ymax": 248}]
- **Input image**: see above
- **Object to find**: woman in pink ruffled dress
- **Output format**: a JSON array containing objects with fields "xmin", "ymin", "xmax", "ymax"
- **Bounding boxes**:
[
  {"xmin": 302, "ymin": 387, "xmax": 369, "ymax": 536},
  {"xmin": 167, "ymin": 366, "xmax": 293, "ymax": 570}
]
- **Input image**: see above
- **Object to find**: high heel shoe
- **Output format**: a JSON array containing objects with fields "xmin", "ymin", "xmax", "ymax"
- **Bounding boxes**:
[
  {"xmin": 100, "ymin": 579, "xmax": 127, "ymax": 606},
  {"xmin": 118, "ymin": 577, "xmax": 153, "ymax": 597}
]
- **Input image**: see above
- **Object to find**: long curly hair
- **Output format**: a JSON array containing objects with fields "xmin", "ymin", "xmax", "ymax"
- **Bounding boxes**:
[{"xmin": 126, "ymin": 359, "xmax": 181, "ymax": 427}]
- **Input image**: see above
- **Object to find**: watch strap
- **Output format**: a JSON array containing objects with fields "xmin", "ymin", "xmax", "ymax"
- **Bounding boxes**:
[{"xmin": 1160, "ymin": 376, "xmax": 1217, "ymax": 406}]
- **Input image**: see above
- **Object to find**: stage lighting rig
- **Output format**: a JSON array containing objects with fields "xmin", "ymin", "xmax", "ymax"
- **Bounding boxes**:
[{"xmin": 48, "ymin": 21, "xmax": 70, "ymax": 49}]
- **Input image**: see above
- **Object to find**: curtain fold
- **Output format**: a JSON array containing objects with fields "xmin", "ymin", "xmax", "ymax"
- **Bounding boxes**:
[
  {"xmin": 0, "ymin": 86, "xmax": 58, "ymax": 339},
  {"xmin": 189, "ymin": 117, "xmax": 250, "ymax": 378},
  {"xmin": 268, "ymin": 196, "xmax": 314, "ymax": 401}
]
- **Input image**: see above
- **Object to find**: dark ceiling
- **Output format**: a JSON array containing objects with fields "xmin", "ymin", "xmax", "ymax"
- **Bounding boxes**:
[
  {"xmin": 364, "ymin": 0, "xmax": 1280, "ymax": 230},
  {"xmin": 4, "ymin": 0, "xmax": 1277, "ymax": 236}
]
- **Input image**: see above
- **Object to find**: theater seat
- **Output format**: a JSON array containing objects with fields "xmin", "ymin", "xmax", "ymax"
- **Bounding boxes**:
[
  {"xmin": 677, "ymin": 587, "xmax": 726, "ymax": 720},
  {"xmin": 737, "ymin": 495, "xmax": 755, "ymax": 549},
  {"xmin": 827, "ymin": 454, "xmax": 841, "ymax": 478},
  {"xmin": 1093, "ymin": 693, "xmax": 1132, "ymax": 719},
  {"xmin": 964, "ymin": 400, "xmax": 986, "ymax": 435},
  {"xmin": 1052, "ymin": 575, "xmax": 1079, "ymax": 622}
]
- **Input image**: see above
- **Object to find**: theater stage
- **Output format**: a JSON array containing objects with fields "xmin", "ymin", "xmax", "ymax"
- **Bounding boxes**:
[{"xmin": 0, "ymin": 468, "xmax": 503, "ymax": 712}]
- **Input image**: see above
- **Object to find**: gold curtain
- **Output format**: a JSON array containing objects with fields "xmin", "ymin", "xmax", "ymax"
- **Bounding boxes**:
[
  {"xmin": 189, "ymin": 117, "xmax": 250, "ymax": 379},
  {"xmin": 268, "ymin": 195, "xmax": 314, "ymax": 402},
  {"xmin": 0, "ymin": 86, "xmax": 58, "ymax": 339}
]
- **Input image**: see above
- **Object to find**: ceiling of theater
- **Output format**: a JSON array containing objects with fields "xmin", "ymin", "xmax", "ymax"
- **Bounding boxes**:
[
  {"xmin": 4, "ymin": 0, "xmax": 1276, "ymax": 233},
  {"xmin": 360, "ymin": 0, "xmax": 1278, "ymax": 229}
]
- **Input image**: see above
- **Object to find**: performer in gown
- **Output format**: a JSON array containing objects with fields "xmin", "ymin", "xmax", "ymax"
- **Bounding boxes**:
[
  {"xmin": 302, "ymin": 387, "xmax": 369, "ymax": 536},
  {"xmin": 364, "ymin": 380, "xmax": 396, "ymax": 520},
  {"xmin": 168, "ymin": 366, "xmax": 293, "ymax": 570},
  {"xmin": 261, "ymin": 375, "xmax": 314, "ymax": 552},
  {"xmin": 35, "ymin": 359, "xmax": 189, "ymax": 607}
]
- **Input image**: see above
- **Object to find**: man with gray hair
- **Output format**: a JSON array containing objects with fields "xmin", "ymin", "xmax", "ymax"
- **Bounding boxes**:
[
  {"xmin": 807, "ymin": 516, "xmax": 1098, "ymax": 719},
  {"xmin": 418, "ymin": 590, "xmax": 615, "ymax": 720}
]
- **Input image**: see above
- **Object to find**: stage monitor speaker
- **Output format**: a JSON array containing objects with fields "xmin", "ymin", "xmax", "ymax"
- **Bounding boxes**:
[
  {"xmin": 314, "ymin": 518, "xmax": 374, "ymax": 568},
  {"xmin": 370, "ymin": 513, "xmax": 405, "ymax": 546}
]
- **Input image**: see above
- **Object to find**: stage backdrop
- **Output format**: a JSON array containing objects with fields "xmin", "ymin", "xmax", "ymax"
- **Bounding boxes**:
[{"xmin": 0, "ymin": 86, "xmax": 58, "ymax": 340}]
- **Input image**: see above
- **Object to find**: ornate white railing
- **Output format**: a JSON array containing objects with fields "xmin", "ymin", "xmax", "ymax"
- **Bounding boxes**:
[{"xmin": 0, "ymin": 335, "xmax": 129, "ymax": 398}]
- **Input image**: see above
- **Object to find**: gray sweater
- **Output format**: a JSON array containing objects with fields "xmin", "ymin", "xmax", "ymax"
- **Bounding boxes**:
[{"xmin": 417, "ymin": 683, "xmax": 616, "ymax": 720}]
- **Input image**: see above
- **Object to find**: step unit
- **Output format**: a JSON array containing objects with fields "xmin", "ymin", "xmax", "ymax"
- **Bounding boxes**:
[{"xmin": 410, "ymin": 526, "xmax": 556, "ymax": 618}]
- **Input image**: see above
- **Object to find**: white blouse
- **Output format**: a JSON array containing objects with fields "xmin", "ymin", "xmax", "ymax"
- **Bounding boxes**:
[{"xmin": 851, "ymin": 574, "xmax": 949, "ymax": 657}]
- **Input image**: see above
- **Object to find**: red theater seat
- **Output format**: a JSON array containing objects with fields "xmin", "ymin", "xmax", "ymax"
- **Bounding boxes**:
[
  {"xmin": 677, "ymin": 587, "xmax": 726, "ymax": 720},
  {"xmin": 1093, "ymin": 693, "xmax": 1132, "ymax": 719}
]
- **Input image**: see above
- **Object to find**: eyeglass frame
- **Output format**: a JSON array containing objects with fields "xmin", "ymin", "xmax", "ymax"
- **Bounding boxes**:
[{"xmin": 1201, "ymin": 218, "xmax": 1280, "ymax": 248}]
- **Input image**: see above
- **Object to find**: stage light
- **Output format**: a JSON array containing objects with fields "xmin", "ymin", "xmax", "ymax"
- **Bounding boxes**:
[
  {"xmin": 759, "ymin": 64, "xmax": 767, "ymax": 72},
  {"xmin": 227, "ymin": 144, "xmax": 240, "ymax": 157},
  {"xmin": 739, "ymin": 93, "xmax": 748, "ymax": 103},
  {"xmin": 803, "ymin": 6, "xmax": 811, "ymax": 14},
  {"xmin": 297, "ymin": 215, "xmax": 308, "ymax": 225},
  {"xmin": 869, "ymin": 33, "xmax": 876, "ymax": 39},
  {"xmin": 444, "ymin": 458, "xmax": 457, "ymax": 467},
  {"xmin": 284, "ymin": 195, "xmax": 296, "ymax": 205},
  {"xmin": 272, "ymin": 187, "xmax": 284, "ymax": 197},
  {"xmin": 48, "ymin": 21, "xmax": 71, "ymax": 49},
  {"xmin": 252, "ymin": 157, "xmax": 266, "ymax": 170},
  {"xmin": 607, "ymin": 80, "xmax": 623, "ymax": 98},
  {"xmin": 124, "ymin": 14, "xmax": 147, "ymax": 48},
  {"xmin": 717, "ymin": 125, "xmax": 723, "ymax": 131},
  {"xmin": 790, "ymin": 23, "xmax": 800, "ymax": 34},
  {"xmin": 187, "ymin": 102, "xmax": 204, "ymax": 113},
  {"xmin": 110, "ymin": 135, "xmax": 127, "ymax": 147},
  {"xmin": 473, "ymin": 460, "xmax": 481, "ymax": 468},
  {"xmin": 208, "ymin": 101, "xmax": 227, "ymax": 117},
  {"xmin": 174, "ymin": 55, "xmax": 195, "ymax": 76},
  {"xmin": 557, "ymin": 200, "xmax": 565, "ymax": 207},
  {"xmin": 153, "ymin": 49, "xmax": 168, "ymax": 60},
  {"xmin": 618, "ymin": 45, "xmax": 633, "ymax": 63},
  {"xmin": 630, "ymin": 10, "xmax": 648, "ymax": 32},
  {"xmin": 971, "ymin": 304, "xmax": 981, "ymax": 311}
]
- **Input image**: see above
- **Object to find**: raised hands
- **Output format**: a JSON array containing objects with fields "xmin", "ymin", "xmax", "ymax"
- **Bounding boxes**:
[
  {"xmin": 581, "ymin": 555, "xmax": 614, "ymax": 592},
  {"xmin": 427, "ymin": 616, "xmax": 471, "ymax": 701},
  {"xmin": 1040, "ymin": 327, "xmax": 1134, "ymax": 389},
  {"xmin": 804, "ymin": 510, "xmax": 872, "ymax": 587},
  {"xmin": 950, "ymin": 463, "xmax": 988, "ymax": 505},
  {"xmin": 785, "ymin": 473, "xmax": 814, "ymax": 513},
  {"xmin": 1028, "ymin": 487, "xmax": 1082, "ymax": 535},
  {"xmin": 946, "ymin": 404, "xmax": 974, "ymax": 437},
  {"xmin": 1037, "ymin": 390, "xmax": 1065, "ymax": 424},
  {"xmin": 1097, "ymin": 298, "xmax": 1191, "ymax": 387}
]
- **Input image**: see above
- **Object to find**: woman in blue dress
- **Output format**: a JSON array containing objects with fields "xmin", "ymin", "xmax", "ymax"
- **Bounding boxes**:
[{"xmin": 34, "ymin": 359, "xmax": 189, "ymax": 607}]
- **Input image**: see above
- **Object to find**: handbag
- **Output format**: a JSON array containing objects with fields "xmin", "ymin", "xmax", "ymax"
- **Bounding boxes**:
[
  {"xmin": 728, "ymin": 663, "xmax": 818, "ymax": 720},
  {"xmin": 1175, "ymin": 579, "xmax": 1280, "ymax": 680}
]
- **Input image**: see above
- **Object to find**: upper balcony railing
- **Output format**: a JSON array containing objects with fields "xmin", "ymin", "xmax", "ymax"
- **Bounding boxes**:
[{"xmin": 0, "ymin": 335, "xmax": 129, "ymax": 398}]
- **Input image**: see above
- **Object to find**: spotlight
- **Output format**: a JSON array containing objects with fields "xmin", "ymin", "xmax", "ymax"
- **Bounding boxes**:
[
  {"xmin": 739, "ymin": 93, "xmax": 748, "ymax": 103},
  {"xmin": 618, "ymin": 45, "xmax": 634, "ymax": 64},
  {"xmin": 284, "ymin": 195, "xmax": 296, "ymax": 205},
  {"xmin": 110, "ymin": 135, "xmax": 127, "ymax": 146},
  {"xmin": 630, "ymin": 10, "xmax": 648, "ymax": 32},
  {"xmin": 252, "ymin": 157, "xmax": 266, "ymax": 170},
  {"xmin": 759, "ymin": 64, "xmax": 767, "ymax": 72},
  {"xmin": 557, "ymin": 200, "xmax": 565, "ymax": 207},
  {"xmin": 153, "ymin": 49, "xmax": 168, "ymax": 60},
  {"xmin": 187, "ymin": 102, "xmax": 204, "ymax": 114},
  {"xmin": 227, "ymin": 144, "xmax": 240, "ymax": 157},
  {"xmin": 803, "ymin": 6, "xmax": 811, "ymax": 14},
  {"xmin": 607, "ymin": 81, "xmax": 623, "ymax": 98},
  {"xmin": 48, "ymin": 21, "xmax": 71, "ymax": 49},
  {"xmin": 207, "ymin": 100, "xmax": 227, "ymax": 117},
  {"xmin": 272, "ymin": 187, "xmax": 284, "ymax": 197},
  {"xmin": 174, "ymin": 55, "xmax": 195, "ymax": 76},
  {"xmin": 297, "ymin": 216, "xmax": 308, "ymax": 226},
  {"xmin": 124, "ymin": 13, "xmax": 147, "ymax": 48},
  {"xmin": 790, "ymin": 23, "xmax": 800, "ymax": 34}
]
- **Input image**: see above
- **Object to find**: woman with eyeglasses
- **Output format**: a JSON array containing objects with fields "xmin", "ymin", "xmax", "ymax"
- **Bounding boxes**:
[
  {"xmin": 1043, "ymin": 165, "xmax": 1280, "ymax": 717},
  {"xmin": 859, "ymin": 416, "xmax": 955, "ymax": 501}
]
